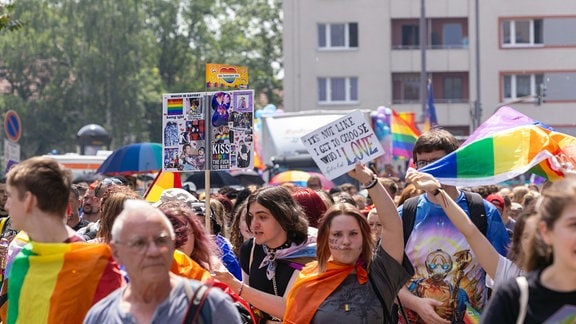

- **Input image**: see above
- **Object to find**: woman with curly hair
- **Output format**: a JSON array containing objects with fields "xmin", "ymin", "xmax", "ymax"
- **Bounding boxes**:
[{"xmin": 214, "ymin": 186, "xmax": 315, "ymax": 323}]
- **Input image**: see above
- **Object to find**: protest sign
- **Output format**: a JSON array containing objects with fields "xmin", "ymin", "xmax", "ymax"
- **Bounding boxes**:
[
  {"xmin": 161, "ymin": 90, "xmax": 254, "ymax": 172},
  {"xmin": 301, "ymin": 110, "xmax": 384, "ymax": 179}
]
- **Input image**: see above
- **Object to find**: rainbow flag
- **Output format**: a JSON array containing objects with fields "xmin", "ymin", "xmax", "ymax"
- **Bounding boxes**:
[
  {"xmin": 391, "ymin": 109, "xmax": 421, "ymax": 159},
  {"xmin": 144, "ymin": 171, "xmax": 182, "ymax": 203},
  {"xmin": 8, "ymin": 242, "xmax": 123, "ymax": 324},
  {"xmin": 166, "ymin": 98, "xmax": 183, "ymax": 115},
  {"xmin": 419, "ymin": 107, "xmax": 576, "ymax": 186}
]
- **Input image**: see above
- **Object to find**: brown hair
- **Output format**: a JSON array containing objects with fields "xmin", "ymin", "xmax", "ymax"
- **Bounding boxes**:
[
  {"xmin": 506, "ymin": 202, "xmax": 538, "ymax": 267},
  {"xmin": 7, "ymin": 156, "xmax": 71, "ymax": 217},
  {"xmin": 246, "ymin": 186, "xmax": 309, "ymax": 245},
  {"xmin": 413, "ymin": 128, "xmax": 459, "ymax": 164},
  {"xmin": 316, "ymin": 203, "xmax": 375, "ymax": 272},
  {"xmin": 97, "ymin": 186, "xmax": 142, "ymax": 243},
  {"xmin": 525, "ymin": 178, "xmax": 576, "ymax": 271}
]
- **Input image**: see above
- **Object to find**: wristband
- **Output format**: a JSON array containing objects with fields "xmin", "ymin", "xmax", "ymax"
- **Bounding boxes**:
[{"xmin": 364, "ymin": 175, "xmax": 378, "ymax": 190}]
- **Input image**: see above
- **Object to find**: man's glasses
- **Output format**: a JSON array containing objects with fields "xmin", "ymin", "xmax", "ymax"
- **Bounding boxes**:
[
  {"xmin": 94, "ymin": 178, "xmax": 124, "ymax": 198},
  {"xmin": 415, "ymin": 158, "xmax": 441, "ymax": 169},
  {"xmin": 115, "ymin": 233, "xmax": 172, "ymax": 254}
]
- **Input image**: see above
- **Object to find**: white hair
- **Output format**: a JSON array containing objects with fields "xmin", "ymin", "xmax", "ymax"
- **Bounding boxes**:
[{"xmin": 111, "ymin": 199, "xmax": 175, "ymax": 242}]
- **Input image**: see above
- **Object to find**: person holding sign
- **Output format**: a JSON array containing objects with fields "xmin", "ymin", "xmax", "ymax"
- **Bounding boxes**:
[{"xmin": 283, "ymin": 163, "xmax": 414, "ymax": 323}]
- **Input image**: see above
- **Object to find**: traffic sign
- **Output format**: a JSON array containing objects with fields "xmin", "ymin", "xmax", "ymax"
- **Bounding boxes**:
[{"xmin": 4, "ymin": 110, "xmax": 21, "ymax": 143}]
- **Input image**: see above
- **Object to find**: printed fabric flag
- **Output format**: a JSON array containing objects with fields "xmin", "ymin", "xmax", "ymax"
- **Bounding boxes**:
[
  {"xmin": 419, "ymin": 122, "xmax": 576, "ymax": 186},
  {"xmin": 422, "ymin": 82, "xmax": 438, "ymax": 132},
  {"xmin": 391, "ymin": 109, "xmax": 421, "ymax": 159},
  {"xmin": 8, "ymin": 242, "xmax": 123, "ymax": 324},
  {"xmin": 144, "ymin": 170, "xmax": 182, "ymax": 203}
]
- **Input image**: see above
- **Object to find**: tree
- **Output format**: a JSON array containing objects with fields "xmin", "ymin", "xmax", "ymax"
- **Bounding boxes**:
[{"xmin": 0, "ymin": 4, "xmax": 24, "ymax": 33}]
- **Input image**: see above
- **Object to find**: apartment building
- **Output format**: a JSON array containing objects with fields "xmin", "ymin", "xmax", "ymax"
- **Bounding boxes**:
[{"xmin": 283, "ymin": 0, "xmax": 576, "ymax": 137}]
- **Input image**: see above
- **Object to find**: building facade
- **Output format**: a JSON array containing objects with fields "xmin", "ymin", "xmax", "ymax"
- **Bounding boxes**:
[{"xmin": 283, "ymin": 0, "xmax": 576, "ymax": 137}]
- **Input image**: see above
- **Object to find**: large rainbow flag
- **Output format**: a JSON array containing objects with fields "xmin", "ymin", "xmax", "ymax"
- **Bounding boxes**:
[
  {"xmin": 419, "ymin": 106, "xmax": 576, "ymax": 186},
  {"xmin": 7, "ymin": 242, "xmax": 124, "ymax": 324},
  {"xmin": 391, "ymin": 109, "xmax": 421, "ymax": 159}
]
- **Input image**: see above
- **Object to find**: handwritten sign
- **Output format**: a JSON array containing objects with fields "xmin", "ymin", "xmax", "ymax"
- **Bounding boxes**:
[{"xmin": 301, "ymin": 110, "xmax": 384, "ymax": 179}]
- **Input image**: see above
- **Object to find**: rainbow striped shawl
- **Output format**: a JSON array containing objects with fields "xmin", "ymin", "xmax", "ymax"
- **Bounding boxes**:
[{"xmin": 7, "ymin": 242, "xmax": 123, "ymax": 324}]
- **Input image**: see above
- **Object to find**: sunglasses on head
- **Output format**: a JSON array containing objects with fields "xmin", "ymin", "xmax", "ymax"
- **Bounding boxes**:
[{"xmin": 95, "ymin": 177, "xmax": 124, "ymax": 198}]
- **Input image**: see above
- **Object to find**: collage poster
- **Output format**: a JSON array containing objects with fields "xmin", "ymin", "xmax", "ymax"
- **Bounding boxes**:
[{"xmin": 162, "ymin": 90, "xmax": 254, "ymax": 172}]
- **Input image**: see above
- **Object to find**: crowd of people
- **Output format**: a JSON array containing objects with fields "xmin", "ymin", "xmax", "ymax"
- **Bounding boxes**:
[{"xmin": 0, "ymin": 127, "xmax": 573, "ymax": 323}]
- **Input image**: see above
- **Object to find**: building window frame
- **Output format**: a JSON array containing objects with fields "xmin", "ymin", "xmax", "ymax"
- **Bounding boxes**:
[
  {"xmin": 502, "ymin": 73, "xmax": 543, "ymax": 101},
  {"xmin": 318, "ymin": 22, "xmax": 358, "ymax": 50},
  {"xmin": 501, "ymin": 19, "xmax": 543, "ymax": 47},
  {"xmin": 318, "ymin": 77, "xmax": 359, "ymax": 104}
]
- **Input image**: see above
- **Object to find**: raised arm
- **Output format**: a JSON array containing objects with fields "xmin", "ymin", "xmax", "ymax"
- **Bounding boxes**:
[
  {"xmin": 348, "ymin": 163, "xmax": 403, "ymax": 262},
  {"xmin": 405, "ymin": 169, "xmax": 500, "ymax": 279}
]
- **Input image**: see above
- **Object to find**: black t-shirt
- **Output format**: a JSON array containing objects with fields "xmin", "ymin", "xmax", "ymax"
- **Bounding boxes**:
[
  {"xmin": 239, "ymin": 238, "xmax": 295, "ymax": 297},
  {"xmin": 482, "ymin": 268, "xmax": 576, "ymax": 323}
]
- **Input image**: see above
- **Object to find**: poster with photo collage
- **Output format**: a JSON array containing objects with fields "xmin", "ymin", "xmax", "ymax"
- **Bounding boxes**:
[{"xmin": 162, "ymin": 90, "xmax": 254, "ymax": 172}]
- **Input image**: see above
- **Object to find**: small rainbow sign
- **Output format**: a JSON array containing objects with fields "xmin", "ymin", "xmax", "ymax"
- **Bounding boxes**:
[{"xmin": 167, "ymin": 98, "xmax": 183, "ymax": 115}]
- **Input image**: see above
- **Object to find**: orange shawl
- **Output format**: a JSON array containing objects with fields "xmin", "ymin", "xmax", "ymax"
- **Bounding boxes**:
[
  {"xmin": 284, "ymin": 260, "xmax": 368, "ymax": 324},
  {"xmin": 170, "ymin": 249, "xmax": 213, "ymax": 282}
]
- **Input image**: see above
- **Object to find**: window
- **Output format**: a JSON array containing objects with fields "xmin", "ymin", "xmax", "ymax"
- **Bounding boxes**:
[
  {"xmin": 502, "ymin": 71, "xmax": 576, "ymax": 102},
  {"xmin": 393, "ymin": 72, "xmax": 469, "ymax": 104},
  {"xmin": 502, "ymin": 74, "xmax": 544, "ymax": 100},
  {"xmin": 392, "ymin": 73, "xmax": 420, "ymax": 103},
  {"xmin": 402, "ymin": 25, "xmax": 419, "ymax": 48},
  {"xmin": 502, "ymin": 19, "xmax": 543, "ymax": 46},
  {"xmin": 318, "ymin": 77, "xmax": 358, "ymax": 103},
  {"xmin": 392, "ymin": 18, "xmax": 468, "ymax": 49},
  {"xmin": 443, "ymin": 77, "xmax": 463, "ymax": 100},
  {"xmin": 318, "ymin": 23, "xmax": 358, "ymax": 49}
]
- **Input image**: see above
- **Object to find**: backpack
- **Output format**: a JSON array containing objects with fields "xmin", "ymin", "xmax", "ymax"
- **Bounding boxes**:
[
  {"xmin": 401, "ymin": 191, "xmax": 488, "ymax": 244},
  {"xmin": 182, "ymin": 278, "xmax": 256, "ymax": 324}
]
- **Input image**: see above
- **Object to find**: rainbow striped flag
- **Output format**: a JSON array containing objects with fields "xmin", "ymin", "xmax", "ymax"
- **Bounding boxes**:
[
  {"xmin": 8, "ymin": 242, "xmax": 124, "ymax": 324},
  {"xmin": 391, "ymin": 109, "xmax": 421, "ymax": 159},
  {"xmin": 166, "ymin": 98, "xmax": 184, "ymax": 115},
  {"xmin": 144, "ymin": 170, "xmax": 182, "ymax": 203},
  {"xmin": 419, "ymin": 107, "xmax": 576, "ymax": 186}
]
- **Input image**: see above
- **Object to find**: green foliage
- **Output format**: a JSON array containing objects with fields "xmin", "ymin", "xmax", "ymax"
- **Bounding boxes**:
[
  {"xmin": 0, "ymin": 0, "xmax": 283, "ymax": 158},
  {"xmin": 0, "ymin": 4, "xmax": 24, "ymax": 33}
]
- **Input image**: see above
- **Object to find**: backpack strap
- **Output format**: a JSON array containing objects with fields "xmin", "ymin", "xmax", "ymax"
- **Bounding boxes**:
[
  {"xmin": 183, "ymin": 281, "xmax": 213, "ymax": 324},
  {"xmin": 462, "ymin": 191, "xmax": 488, "ymax": 236},
  {"xmin": 401, "ymin": 195, "xmax": 421, "ymax": 245},
  {"xmin": 515, "ymin": 276, "xmax": 529, "ymax": 324}
]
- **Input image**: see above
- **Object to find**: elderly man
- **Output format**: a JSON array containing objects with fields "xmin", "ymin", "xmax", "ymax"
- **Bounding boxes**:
[{"xmin": 84, "ymin": 200, "xmax": 241, "ymax": 323}]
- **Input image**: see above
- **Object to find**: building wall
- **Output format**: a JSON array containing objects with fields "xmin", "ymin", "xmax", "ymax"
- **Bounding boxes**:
[{"xmin": 283, "ymin": 0, "xmax": 576, "ymax": 135}]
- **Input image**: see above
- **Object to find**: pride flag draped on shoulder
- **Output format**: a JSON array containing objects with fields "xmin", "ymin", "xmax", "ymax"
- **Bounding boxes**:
[{"xmin": 7, "ymin": 242, "xmax": 123, "ymax": 324}]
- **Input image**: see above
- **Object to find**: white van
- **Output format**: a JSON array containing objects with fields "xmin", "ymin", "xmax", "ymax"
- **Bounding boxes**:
[{"xmin": 43, "ymin": 151, "xmax": 112, "ymax": 179}]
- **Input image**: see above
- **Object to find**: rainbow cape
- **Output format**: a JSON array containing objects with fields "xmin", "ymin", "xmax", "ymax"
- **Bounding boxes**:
[
  {"xmin": 420, "ymin": 106, "xmax": 576, "ymax": 186},
  {"xmin": 144, "ymin": 170, "xmax": 182, "ymax": 203},
  {"xmin": 7, "ymin": 242, "xmax": 123, "ymax": 324},
  {"xmin": 391, "ymin": 109, "xmax": 421, "ymax": 159}
]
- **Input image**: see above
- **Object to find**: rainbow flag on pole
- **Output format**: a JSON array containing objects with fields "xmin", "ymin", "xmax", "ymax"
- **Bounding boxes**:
[
  {"xmin": 391, "ymin": 109, "xmax": 421, "ymax": 159},
  {"xmin": 7, "ymin": 242, "xmax": 123, "ymax": 324},
  {"xmin": 167, "ymin": 98, "xmax": 184, "ymax": 115},
  {"xmin": 419, "ymin": 107, "xmax": 576, "ymax": 186}
]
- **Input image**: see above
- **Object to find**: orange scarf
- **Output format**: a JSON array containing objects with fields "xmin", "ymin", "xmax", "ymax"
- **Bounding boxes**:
[
  {"xmin": 170, "ymin": 249, "xmax": 213, "ymax": 282},
  {"xmin": 284, "ymin": 260, "xmax": 368, "ymax": 324}
]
